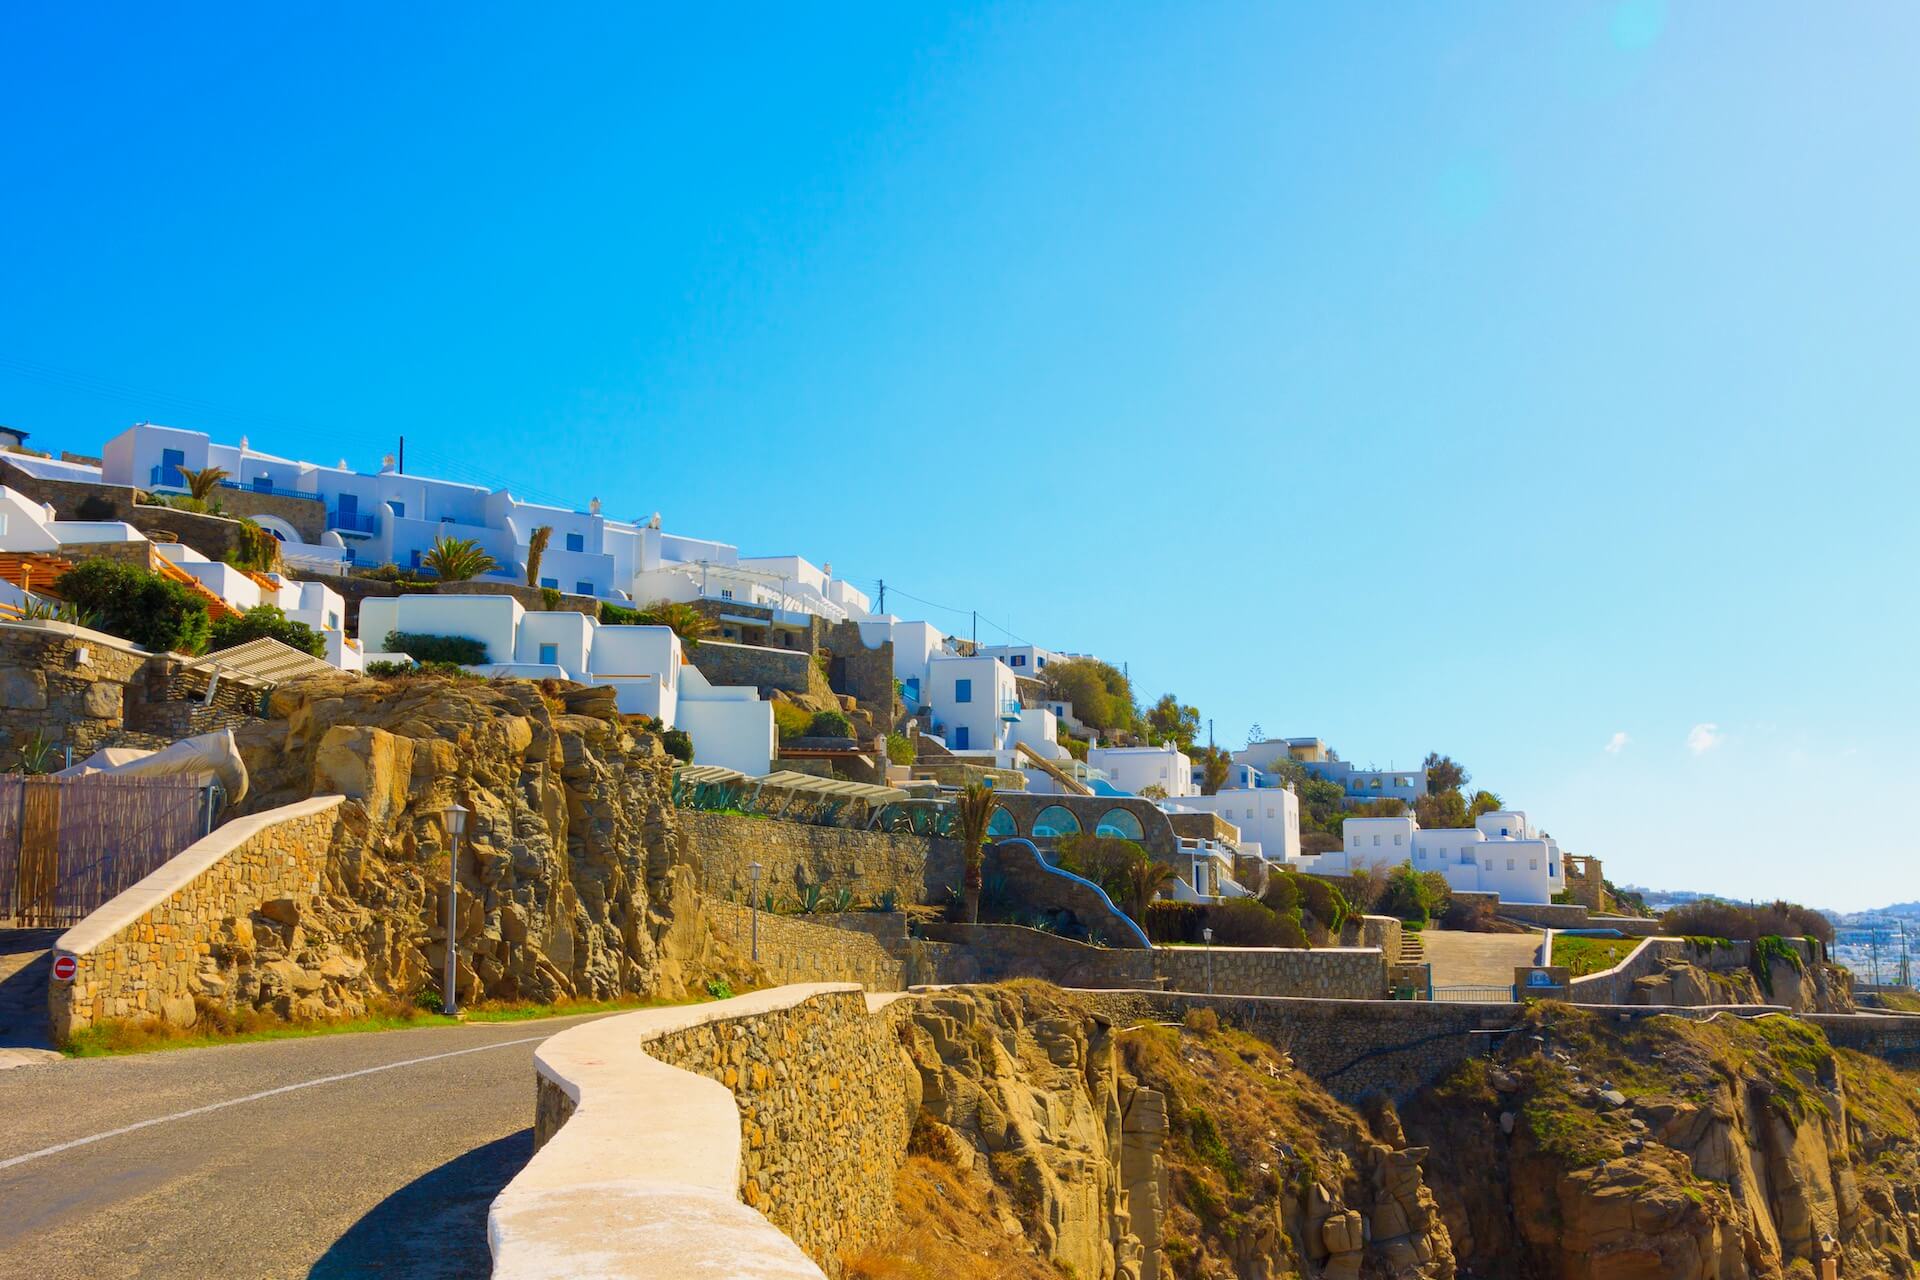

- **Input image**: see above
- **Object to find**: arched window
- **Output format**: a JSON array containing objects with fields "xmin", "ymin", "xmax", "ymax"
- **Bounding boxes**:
[
  {"xmin": 1094, "ymin": 808, "xmax": 1144, "ymax": 841},
  {"xmin": 1031, "ymin": 805, "xmax": 1082, "ymax": 839},
  {"xmin": 987, "ymin": 807, "xmax": 1016, "ymax": 839}
]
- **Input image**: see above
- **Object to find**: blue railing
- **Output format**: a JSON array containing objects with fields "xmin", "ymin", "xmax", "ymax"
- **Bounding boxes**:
[
  {"xmin": 148, "ymin": 463, "xmax": 183, "ymax": 489},
  {"xmin": 998, "ymin": 698, "xmax": 1023, "ymax": 721},
  {"xmin": 217, "ymin": 477, "xmax": 316, "ymax": 500},
  {"xmin": 326, "ymin": 508, "xmax": 379, "ymax": 534}
]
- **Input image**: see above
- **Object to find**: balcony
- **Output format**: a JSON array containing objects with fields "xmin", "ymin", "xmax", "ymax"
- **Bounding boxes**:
[
  {"xmin": 326, "ymin": 507, "xmax": 379, "ymax": 535},
  {"xmin": 998, "ymin": 698, "xmax": 1023, "ymax": 721},
  {"xmin": 218, "ymin": 477, "xmax": 318, "ymax": 501}
]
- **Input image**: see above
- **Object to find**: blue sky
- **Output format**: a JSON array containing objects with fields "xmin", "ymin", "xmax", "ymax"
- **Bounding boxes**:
[{"xmin": 3, "ymin": 3, "xmax": 1914, "ymax": 909}]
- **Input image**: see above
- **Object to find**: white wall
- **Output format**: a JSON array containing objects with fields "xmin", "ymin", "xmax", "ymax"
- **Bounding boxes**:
[
  {"xmin": 924, "ymin": 655, "xmax": 1017, "ymax": 753},
  {"xmin": 1087, "ymin": 744, "xmax": 1196, "ymax": 798},
  {"xmin": 676, "ymin": 666, "xmax": 774, "ymax": 776},
  {"xmin": 358, "ymin": 595, "xmax": 524, "ymax": 664},
  {"xmin": 1176, "ymin": 787, "xmax": 1300, "ymax": 861},
  {"xmin": 0, "ymin": 487, "xmax": 60, "ymax": 552}
]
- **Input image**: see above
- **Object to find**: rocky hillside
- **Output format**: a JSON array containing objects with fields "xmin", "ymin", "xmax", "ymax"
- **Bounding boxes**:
[
  {"xmin": 1406, "ymin": 1002, "xmax": 1920, "ymax": 1280},
  {"xmin": 222, "ymin": 673, "xmax": 740, "ymax": 1018},
  {"xmin": 849, "ymin": 983, "xmax": 1453, "ymax": 1280}
]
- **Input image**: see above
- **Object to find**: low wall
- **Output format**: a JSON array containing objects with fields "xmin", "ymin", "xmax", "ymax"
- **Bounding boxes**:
[
  {"xmin": 48, "ymin": 796, "xmax": 346, "ymax": 1039},
  {"xmin": 704, "ymin": 898, "xmax": 905, "ymax": 991},
  {"xmin": 1805, "ymin": 1011, "xmax": 1920, "ymax": 1067},
  {"xmin": 1151, "ymin": 945, "xmax": 1387, "ymax": 1000},
  {"xmin": 678, "ymin": 809, "xmax": 958, "ymax": 907},
  {"xmin": 1497, "ymin": 900, "xmax": 1663, "ymax": 935},
  {"xmin": 687, "ymin": 639, "xmax": 817, "ymax": 698},
  {"xmin": 0, "ymin": 621, "xmax": 152, "ymax": 760},
  {"xmin": 917, "ymin": 922, "xmax": 1158, "ymax": 987},
  {"xmin": 490, "ymin": 984, "xmax": 914, "ymax": 1279}
]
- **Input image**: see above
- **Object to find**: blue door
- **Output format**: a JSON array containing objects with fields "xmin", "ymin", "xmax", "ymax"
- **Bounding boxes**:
[
  {"xmin": 161, "ymin": 448, "xmax": 185, "ymax": 486},
  {"xmin": 953, "ymin": 726, "xmax": 970, "ymax": 750}
]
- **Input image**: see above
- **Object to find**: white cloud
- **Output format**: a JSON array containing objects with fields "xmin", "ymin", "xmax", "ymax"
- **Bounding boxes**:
[
  {"xmin": 1686, "ymin": 723, "xmax": 1723, "ymax": 756},
  {"xmin": 1604, "ymin": 731, "xmax": 1630, "ymax": 754}
]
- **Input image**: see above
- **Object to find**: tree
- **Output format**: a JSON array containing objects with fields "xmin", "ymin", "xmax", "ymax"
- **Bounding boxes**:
[
  {"xmin": 54, "ymin": 559, "xmax": 211, "ymax": 654},
  {"xmin": 1466, "ymin": 789, "xmax": 1504, "ymax": 821},
  {"xmin": 1377, "ymin": 862, "xmax": 1450, "ymax": 925},
  {"xmin": 1423, "ymin": 752, "xmax": 1470, "ymax": 795},
  {"xmin": 1123, "ymin": 859, "xmax": 1179, "ymax": 921},
  {"xmin": 1143, "ymin": 693, "xmax": 1199, "ymax": 751},
  {"xmin": 1415, "ymin": 789, "xmax": 1469, "ymax": 830},
  {"xmin": 955, "ymin": 783, "xmax": 997, "ymax": 925},
  {"xmin": 208, "ymin": 604, "xmax": 325, "ymax": 657},
  {"xmin": 1245, "ymin": 722, "xmax": 1265, "ymax": 746},
  {"xmin": 1054, "ymin": 834, "xmax": 1148, "ymax": 904},
  {"xmin": 639, "ymin": 601, "xmax": 715, "ymax": 649},
  {"xmin": 1189, "ymin": 744, "xmax": 1231, "ymax": 795},
  {"xmin": 1043, "ymin": 658, "xmax": 1137, "ymax": 738},
  {"xmin": 421, "ymin": 536, "xmax": 497, "ymax": 582},
  {"xmin": 524, "ymin": 525, "xmax": 553, "ymax": 588},
  {"xmin": 175, "ymin": 465, "xmax": 230, "ymax": 502}
]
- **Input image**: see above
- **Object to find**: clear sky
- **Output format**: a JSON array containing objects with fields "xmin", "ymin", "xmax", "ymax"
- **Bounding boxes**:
[{"xmin": 3, "ymin": 4, "xmax": 1914, "ymax": 910}]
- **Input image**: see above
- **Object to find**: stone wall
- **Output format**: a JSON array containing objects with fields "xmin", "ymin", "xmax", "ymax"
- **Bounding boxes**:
[
  {"xmin": 493, "ymin": 984, "xmax": 915, "ymax": 1280},
  {"xmin": 820, "ymin": 619, "xmax": 896, "ymax": 723},
  {"xmin": 676, "ymin": 809, "xmax": 959, "ymax": 905},
  {"xmin": 47, "ymin": 797, "xmax": 347, "ymax": 1039},
  {"xmin": 1151, "ymin": 945, "xmax": 1388, "ymax": 1000},
  {"xmin": 1562, "ymin": 853, "xmax": 1606, "ymax": 910},
  {"xmin": 918, "ymin": 922, "xmax": 1159, "ymax": 987},
  {"xmin": 704, "ymin": 898, "xmax": 905, "ymax": 991},
  {"xmin": 0, "ymin": 621, "xmax": 152, "ymax": 760},
  {"xmin": 0, "ymin": 458, "xmax": 332, "ymax": 543},
  {"xmin": 687, "ymin": 638, "xmax": 818, "ymax": 698},
  {"xmin": 1495, "ymin": 900, "xmax": 1663, "ymax": 934},
  {"xmin": 987, "ymin": 792, "xmax": 1181, "ymax": 858},
  {"xmin": 986, "ymin": 837, "xmax": 1149, "ymax": 946}
]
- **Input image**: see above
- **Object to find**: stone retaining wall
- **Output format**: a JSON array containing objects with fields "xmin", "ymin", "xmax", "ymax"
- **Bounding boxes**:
[
  {"xmin": 686, "ymin": 639, "xmax": 818, "ymax": 698},
  {"xmin": 705, "ymin": 898, "xmax": 905, "ymax": 991},
  {"xmin": 47, "ymin": 796, "xmax": 346, "ymax": 1039},
  {"xmin": 1495, "ymin": 900, "xmax": 1663, "ymax": 935},
  {"xmin": 493, "ymin": 984, "xmax": 915, "ymax": 1280},
  {"xmin": 917, "ymin": 922, "xmax": 1158, "ymax": 987},
  {"xmin": 677, "ymin": 809, "xmax": 959, "ymax": 906},
  {"xmin": 0, "ymin": 621, "xmax": 151, "ymax": 760},
  {"xmin": 1151, "ymin": 944, "xmax": 1387, "ymax": 1000}
]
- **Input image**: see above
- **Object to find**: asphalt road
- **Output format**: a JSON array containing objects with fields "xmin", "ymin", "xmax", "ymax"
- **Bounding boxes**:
[{"xmin": 0, "ymin": 1013, "xmax": 611, "ymax": 1279}]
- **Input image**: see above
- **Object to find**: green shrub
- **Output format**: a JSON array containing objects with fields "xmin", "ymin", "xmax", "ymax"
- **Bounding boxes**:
[
  {"xmin": 703, "ymin": 977, "xmax": 734, "ymax": 1001},
  {"xmin": 1146, "ymin": 901, "xmax": 1207, "ymax": 944},
  {"xmin": 1662, "ymin": 899, "xmax": 1834, "ymax": 947},
  {"xmin": 365, "ymin": 659, "xmax": 413, "ymax": 677},
  {"xmin": 1205, "ymin": 898, "xmax": 1307, "ymax": 948},
  {"xmin": 383, "ymin": 630, "xmax": 488, "ymax": 665},
  {"xmin": 885, "ymin": 732, "xmax": 917, "ymax": 766},
  {"xmin": 208, "ymin": 604, "xmax": 325, "ymax": 657},
  {"xmin": 660, "ymin": 728, "xmax": 694, "ymax": 763},
  {"xmin": 540, "ymin": 586, "xmax": 563, "ymax": 610},
  {"xmin": 1376, "ymin": 862, "xmax": 1451, "ymax": 925},
  {"xmin": 599, "ymin": 601, "xmax": 643, "ymax": 625},
  {"xmin": 1053, "ymin": 834, "xmax": 1147, "ymax": 904},
  {"xmin": 54, "ymin": 559, "xmax": 211, "ymax": 654},
  {"xmin": 773, "ymin": 702, "xmax": 813, "ymax": 740},
  {"xmin": 807, "ymin": 709, "xmax": 854, "ymax": 738}
]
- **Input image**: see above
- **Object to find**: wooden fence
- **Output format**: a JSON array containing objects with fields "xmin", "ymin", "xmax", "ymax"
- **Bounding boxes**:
[{"xmin": 0, "ymin": 774, "xmax": 213, "ymax": 928}]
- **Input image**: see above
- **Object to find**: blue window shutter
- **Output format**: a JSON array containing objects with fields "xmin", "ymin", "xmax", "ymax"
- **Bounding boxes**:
[
  {"xmin": 539, "ymin": 643, "xmax": 558, "ymax": 664},
  {"xmin": 566, "ymin": 532, "xmax": 584, "ymax": 553},
  {"xmin": 576, "ymin": 581, "xmax": 592, "ymax": 595},
  {"xmin": 955, "ymin": 679, "xmax": 972, "ymax": 703}
]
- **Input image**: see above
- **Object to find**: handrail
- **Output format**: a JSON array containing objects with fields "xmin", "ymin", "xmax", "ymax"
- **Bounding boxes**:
[{"xmin": 992, "ymin": 837, "xmax": 1152, "ymax": 949}]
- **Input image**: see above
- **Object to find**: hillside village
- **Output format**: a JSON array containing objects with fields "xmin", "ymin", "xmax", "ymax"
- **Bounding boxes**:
[
  {"xmin": 2, "ymin": 420, "xmax": 1918, "ymax": 1280},
  {"xmin": 0, "ymin": 419, "xmax": 1599, "ymax": 918}
]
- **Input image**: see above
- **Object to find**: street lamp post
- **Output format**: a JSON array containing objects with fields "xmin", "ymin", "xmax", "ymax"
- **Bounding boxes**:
[
  {"xmin": 1203, "ymin": 926, "xmax": 1214, "ymax": 995},
  {"xmin": 748, "ymin": 861, "xmax": 763, "ymax": 963},
  {"xmin": 444, "ymin": 802, "xmax": 469, "ymax": 1016}
]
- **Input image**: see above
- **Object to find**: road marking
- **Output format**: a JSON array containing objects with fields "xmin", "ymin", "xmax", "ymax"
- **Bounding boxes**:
[{"xmin": 0, "ymin": 1033, "xmax": 550, "ymax": 1173}]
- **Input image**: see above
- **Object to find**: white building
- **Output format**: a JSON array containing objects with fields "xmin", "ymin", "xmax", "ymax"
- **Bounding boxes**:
[
  {"xmin": 1173, "ymin": 785, "xmax": 1301, "ymax": 862},
  {"xmin": 1086, "ymin": 743, "xmax": 1196, "ymax": 798},
  {"xmin": 975, "ymin": 643, "xmax": 1095, "ymax": 676},
  {"xmin": 356, "ymin": 594, "xmax": 773, "ymax": 775},
  {"xmin": 1295, "ymin": 809, "xmax": 1563, "ymax": 904},
  {"xmin": 920, "ymin": 654, "xmax": 1021, "ymax": 754}
]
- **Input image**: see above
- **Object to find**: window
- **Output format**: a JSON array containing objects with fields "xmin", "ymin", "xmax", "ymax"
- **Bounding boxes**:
[
  {"xmin": 1032, "ymin": 805, "xmax": 1082, "ymax": 839},
  {"xmin": 1266, "ymin": 808, "xmax": 1275, "ymax": 819},
  {"xmin": 1529, "ymin": 858, "xmax": 1538, "ymax": 871},
  {"xmin": 1393, "ymin": 834, "xmax": 1404, "ymax": 846},
  {"xmin": 1010, "ymin": 654, "xmax": 1025, "ymax": 667},
  {"xmin": 954, "ymin": 678, "xmax": 973, "ymax": 703},
  {"xmin": 540, "ymin": 577, "xmax": 558, "ymax": 589},
  {"xmin": 1372, "ymin": 835, "xmax": 1381, "ymax": 847},
  {"xmin": 253, "ymin": 475, "xmax": 271, "ymax": 492},
  {"xmin": 538, "ymin": 643, "xmax": 558, "ymax": 665},
  {"xmin": 1095, "ymin": 808, "xmax": 1144, "ymax": 840},
  {"xmin": 565, "ymin": 532, "xmax": 584, "ymax": 553},
  {"xmin": 1037, "ymin": 657, "xmax": 1047, "ymax": 667},
  {"xmin": 327, "ymin": 611, "xmax": 340, "ymax": 631},
  {"xmin": 1499, "ymin": 827, "xmax": 1509, "ymax": 837},
  {"xmin": 410, "ymin": 550, "xmax": 422, "ymax": 568},
  {"xmin": 987, "ymin": 808, "xmax": 1016, "ymax": 839},
  {"xmin": 388, "ymin": 500, "xmax": 405, "ymax": 518},
  {"xmin": 576, "ymin": 581, "xmax": 593, "ymax": 595},
  {"xmin": 1484, "ymin": 857, "xmax": 1493, "ymax": 870},
  {"xmin": 953, "ymin": 726, "xmax": 969, "ymax": 749},
  {"xmin": 719, "ymin": 588, "xmax": 734, "ymax": 600},
  {"xmin": 1549, "ymin": 862, "xmax": 1559, "ymax": 877},
  {"xmin": 1506, "ymin": 858, "xmax": 1515, "ymax": 871}
]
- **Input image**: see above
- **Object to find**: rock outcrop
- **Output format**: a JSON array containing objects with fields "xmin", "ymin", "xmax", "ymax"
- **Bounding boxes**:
[
  {"xmin": 211, "ymin": 672, "xmax": 732, "ymax": 1018},
  {"xmin": 1408, "ymin": 1002, "xmax": 1920, "ymax": 1280},
  {"xmin": 1630, "ymin": 953, "xmax": 1856, "ymax": 1014}
]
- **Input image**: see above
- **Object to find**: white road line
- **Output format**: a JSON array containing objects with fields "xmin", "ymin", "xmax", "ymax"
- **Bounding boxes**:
[{"xmin": 0, "ymin": 1033, "xmax": 550, "ymax": 1173}]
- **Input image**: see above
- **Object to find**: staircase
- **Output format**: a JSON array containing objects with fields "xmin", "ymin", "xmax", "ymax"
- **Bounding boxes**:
[{"xmin": 0, "ymin": 928, "xmax": 62, "ymax": 1068}]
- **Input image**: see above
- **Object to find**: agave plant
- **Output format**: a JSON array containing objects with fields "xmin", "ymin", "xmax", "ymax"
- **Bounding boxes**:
[
  {"xmin": 421, "ymin": 535, "xmax": 497, "ymax": 582},
  {"xmin": 12, "ymin": 729, "xmax": 59, "ymax": 776},
  {"xmin": 18, "ymin": 596, "xmax": 95, "ymax": 627}
]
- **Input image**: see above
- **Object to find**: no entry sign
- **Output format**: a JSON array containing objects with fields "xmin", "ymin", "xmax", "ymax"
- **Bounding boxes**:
[{"xmin": 50, "ymin": 953, "xmax": 77, "ymax": 983}]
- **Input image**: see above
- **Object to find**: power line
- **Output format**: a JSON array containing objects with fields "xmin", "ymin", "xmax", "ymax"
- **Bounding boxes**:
[{"xmin": 876, "ymin": 582, "xmax": 1039, "ymax": 648}]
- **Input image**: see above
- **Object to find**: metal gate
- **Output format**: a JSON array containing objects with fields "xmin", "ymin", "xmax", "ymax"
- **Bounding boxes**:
[
  {"xmin": 0, "ymin": 774, "xmax": 213, "ymax": 928},
  {"xmin": 1429, "ymin": 983, "xmax": 1518, "ymax": 1004}
]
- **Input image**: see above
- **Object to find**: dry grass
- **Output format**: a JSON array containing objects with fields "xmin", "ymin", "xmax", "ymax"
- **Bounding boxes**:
[{"xmin": 841, "ymin": 1156, "xmax": 1060, "ymax": 1280}]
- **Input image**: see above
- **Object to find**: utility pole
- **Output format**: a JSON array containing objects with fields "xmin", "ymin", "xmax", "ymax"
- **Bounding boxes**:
[
  {"xmin": 398, "ymin": 435, "xmax": 405, "ymax": 474},
  {"xmin": 876, "ymin": 578, "xmax": 885, "ymax": 614},
  {"xmin": 1870, "ymin": 926, "xmax": 1881, "ymax": 986},
  {"xmin": 972, "ymin": 610, "xmax": 977, "ymax": 647}
]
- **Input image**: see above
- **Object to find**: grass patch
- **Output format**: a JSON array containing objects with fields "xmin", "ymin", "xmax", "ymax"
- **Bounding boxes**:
[
  {"xmin": 63, "ymin": 992, "xmax": 688, "ymax": 1058},
  {"xmin": 1550, "ymin": 935, "xmax": 1639, "ymax": 977}
]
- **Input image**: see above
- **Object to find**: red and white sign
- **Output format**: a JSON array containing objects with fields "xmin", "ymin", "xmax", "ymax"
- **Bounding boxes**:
[{"xmin": 50, "ymin": 953, "xmax": 77, "ymax": 983}]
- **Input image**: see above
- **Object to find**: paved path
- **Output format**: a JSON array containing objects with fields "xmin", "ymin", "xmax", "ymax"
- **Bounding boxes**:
[
  {"xmin": 0, "ymin": 1013, "xmax": 613, "ymax": 1279},
  {"xmin": 1420, "ymin": 928, "xmax": 1544, "ymax": 988},
  {"xmin": 0, "ymin": 928, "xmax": 62, "ymax": 1070}
]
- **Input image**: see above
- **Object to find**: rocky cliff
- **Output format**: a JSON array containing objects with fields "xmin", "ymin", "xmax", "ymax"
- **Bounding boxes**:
[
  {"xmin": 1406, "ymin": 1002, "xmax": 1920, "ymax": 1280},
  {"xmin": 851, "ymin": 983, "xmax": 1454, "ymax": 1280},
  {"xmin": 220, "ymin": 673, "xmax": 735, "ymax": 1017}
]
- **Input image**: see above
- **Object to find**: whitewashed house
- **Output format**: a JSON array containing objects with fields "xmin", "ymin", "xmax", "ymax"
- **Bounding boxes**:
[
  {"xmin": 1291, "ymin": 809, "xmax": 1564, "ymax": 904},
  {"xmin": 920, "ymin": 654, "xmax": 1021, "ymax": 754},
  {"xmin": 356, "ymin": 594, "xmax": 774, "ymax": 775},
  {"xmin": 1172, "ymin": 785, "xmax": 1301, "ymax": 862},
  {"xmin": 1087, "ymin": 743, "xmax": 1196, "ymax": 799}
]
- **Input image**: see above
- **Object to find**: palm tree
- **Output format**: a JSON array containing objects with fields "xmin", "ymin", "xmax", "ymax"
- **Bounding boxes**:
[
  {"xmin": 955, "ymin": 782, "xmax": 997, "ymax": 925},
  {"xmin": 175, "ymin": 465, "xmax": 230, "ymax": 501},
  {"xmin": 1123, "ymin": 858, "xmax": 1179, "ymax": 922},
  {"xmin": 638, "ymin": 600, "xmax": 715, "ymax": 649},
  {"xmin": 422, "ymin": 535, "xmax": 497, "ymax": 582},
  {"xmin": 524, "ymin": 525, "xmax": 553, "ymax": 587}
]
